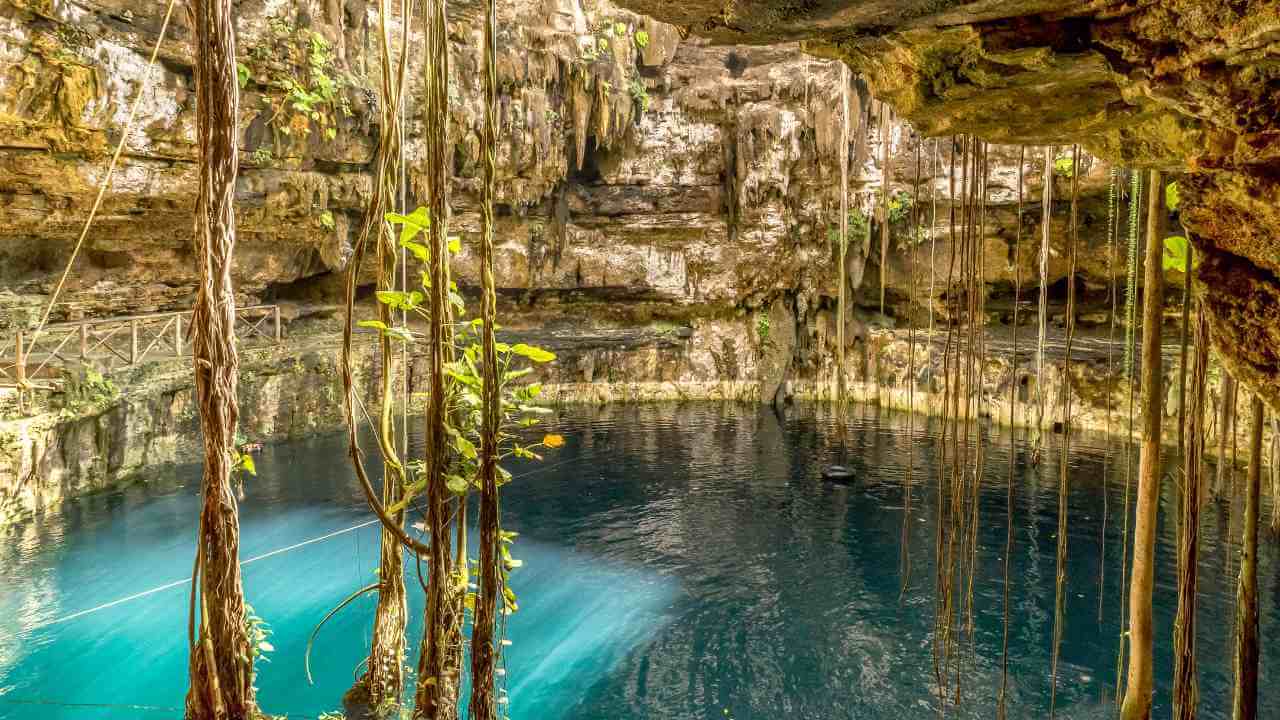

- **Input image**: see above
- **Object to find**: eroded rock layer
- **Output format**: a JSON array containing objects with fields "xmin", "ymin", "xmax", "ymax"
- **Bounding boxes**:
[{"xmin": 613, "ymin": 0, "xmax": 1280, "ymax": 411}]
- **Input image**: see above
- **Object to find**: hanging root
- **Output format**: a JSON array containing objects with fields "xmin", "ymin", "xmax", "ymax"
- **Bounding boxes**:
[
  {"xmin": 1231, "ymin": 394, "xmax": 1264, "ymax": 720},
  {"xmin": 1098, "ymin": 166, "xmax": 1119, "ymax": 628},
  {"xmin": 997, "ymin": 145, "xmax": 1025, "ymax": 720},
  {"xmin": 310, "ymin": 584, "xmax": 380, "ymax": 685},
  {"xmin": 1048, "ymin": 146, "xmax": 1079, "ymax": 719},
  {"xmin": 468, "ymin": 0, "xmax": 505, "ymax": 717},
  {"xmin": 1120, "ymin": 169, "xmax": 1164, "ymax": 720},
  {"xmin": 414, "ymin": 1, "xmax": 463, "ymax": 717},
  {"xmin": 1172, "ymin": 304, "xmax": 1209, "ymax": 720}
]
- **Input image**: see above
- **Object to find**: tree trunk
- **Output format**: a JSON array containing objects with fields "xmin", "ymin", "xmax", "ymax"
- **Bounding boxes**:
[
  {"xmin": 1232, "ymin": 396, "xmax": 1264, "ymax": 720},
  {"xmin": 185, "ymin": 0, "xmax": 255, "ymax": 716},
  {"xmin": 414, "ymin": 1, "xmax": 460, "ymax": 717},
  {"xmin": 1120, "ymin": 169, "xmax": 1165, "ymax": 720},
  {"xmin": 1172, "ymin": 305, "xmax": 1208, "ymax": 720},
  {"xmin": 349, "ymin": 0, "xmax": 410, "ymax": 707},
  {"xmin": 468, "ymin": 0, "xmax": 502, "ymax": 718}
]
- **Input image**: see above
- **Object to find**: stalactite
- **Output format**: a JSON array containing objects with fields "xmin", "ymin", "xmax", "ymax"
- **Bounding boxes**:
[
  {"xmin": 836, "ymin": 65, "xmax": 850, "ymax": 408},
  {"xmin": 1049, "ymin": 146, "xmax": 1080, "ymax": 718},
  {"xmin": 184, "ymin": 0, "xmax": 256, "ymax": 715},
  {"xmin": 1173, "ymin": 302, "xmax": 1209, "ymax": 720},
  {"xmin": 1120, "ymin": 169, "xmax": 1165, "ymax": 720},
  {"xmin": 1231, "ymin": 395, "xmax": 1264, "ymax": 720},
  {"xmin": 879, "ymin": 104, "xmax": 891, "ymax": 314},
  {"xmin": 1033, "ymin": 146, "xmax": 1054, "ymax": 457},
  {"xmin": 468, "ymin": 0, "xmax": 504, "ymax": 716},
  {"xmin": 928, "ymin": 139, "xmax": 939, "ymax": 343}
]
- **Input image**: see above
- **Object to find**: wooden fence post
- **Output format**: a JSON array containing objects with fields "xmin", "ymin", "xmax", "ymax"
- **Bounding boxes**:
[
  {"xmin": 130, "ymin": 319, "xmax": 139, "ymax": 364},
  {"xmin": 175, "ymin": 314, "xmax": 183, "ymax": 357},
  {"xmin": 273, "ymin": 305, "xmax": 282, "ymax": 343}
]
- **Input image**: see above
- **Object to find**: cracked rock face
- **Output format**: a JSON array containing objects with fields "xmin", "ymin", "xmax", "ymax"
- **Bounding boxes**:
[
  {"xmin": 0, "ymin": 0, "xmax": 1224, "ymax": 410},
  {"xmin": 614, "ymin": 0, "xmax": 1280, "ymax": 411}
]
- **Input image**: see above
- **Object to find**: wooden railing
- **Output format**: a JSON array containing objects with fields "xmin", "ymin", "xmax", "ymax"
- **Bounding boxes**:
[{"xmin": 1, "ymin": 305, "xmax": 282, "ymax": 409}]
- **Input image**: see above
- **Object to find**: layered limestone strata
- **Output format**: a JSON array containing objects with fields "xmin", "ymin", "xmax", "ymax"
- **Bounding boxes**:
[{"xmin": 614, "ymin": 0, "xmax": 1280, "ymax": 413}]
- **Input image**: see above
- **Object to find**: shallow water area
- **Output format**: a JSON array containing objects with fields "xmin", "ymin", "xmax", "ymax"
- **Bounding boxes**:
[{"xmin": 1, "ymin": 402, "xmax": 1276, "ymax": 719}]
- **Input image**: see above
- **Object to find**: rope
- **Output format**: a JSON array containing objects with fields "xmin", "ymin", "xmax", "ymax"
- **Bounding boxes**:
[
  {"xmin": 31, "ymin": 519, "xmax": 380, "ymax": 630},
  {"xmin": 0, "ymin": 697, "xmax": 347, "ymax": 720},
  {"xmin": 28, "ymin": 0, "xmax": 179, "ymax": 343}
]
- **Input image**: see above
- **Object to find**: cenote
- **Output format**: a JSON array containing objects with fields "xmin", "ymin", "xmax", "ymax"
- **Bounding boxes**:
[
  {"xmin": 2, "ymin": 403, "xmax": 1276, "ymax": 719},
  {"xmin": 3, "ymin": 1, "xmax": 1280, "ymax": 718}
]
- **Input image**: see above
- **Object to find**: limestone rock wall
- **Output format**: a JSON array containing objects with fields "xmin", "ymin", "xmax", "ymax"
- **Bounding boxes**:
[{"xmin": 614, "ymin": 0, "xmax": 1280, "ymax": 413}]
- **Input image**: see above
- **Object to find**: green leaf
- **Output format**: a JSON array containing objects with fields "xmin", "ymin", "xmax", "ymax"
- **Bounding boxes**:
[
  {"xmin": 375, "ymin": 290, "xmax": 422, "ymax": 310},
  {"xmin": 357, "ymin": 320, "xmax": 389, "ymax": 331},
  {"xmin": 386, "ymin": 207, "xmax": 431, "ymax": 244},
  {"xmin": 386, "ymin": 327, "xmax": 414, "ymax": 343},
  {"xmin": 240, "ymin": 454, "xmax": 257, "ymax": 476},
  {"xmin": 1162, "ymin": 235, "xmax": 1195, "ymax": 274},
  {"xmin": 445, "ymin": 474, "xmax": 469, "ymax": 495},
  {"xmin": 503, "ymin": 367, "xmax": 534, "ymax": 382},
  {"xmin": 1166, "ymin": 181, "xmax": 1180, "ymax": 212},
  {"xmin": 447, "ymin": 236, "xmax": 462, "ymax": 254},
  {"xmin": 401, "ymin": 240, "xmax": 430, "ymax": 262},
  {"xmin": 510, "ymin": 343, "xmax": 556, "ymax": 363},
  {"xmin": 454, "ymin": 435, "xmax": 478, "ymax": 460}
]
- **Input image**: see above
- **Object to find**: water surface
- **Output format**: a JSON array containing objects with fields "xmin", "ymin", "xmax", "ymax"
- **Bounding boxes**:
[{"xmin": 1, "ymin": 402, "xmax": 1276, "ymax": 719}]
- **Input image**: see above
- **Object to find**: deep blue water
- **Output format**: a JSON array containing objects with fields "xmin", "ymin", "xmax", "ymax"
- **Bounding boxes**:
[{"xmin": 0, "ymin": 402, "xmax": 1276, "ymax": 719}]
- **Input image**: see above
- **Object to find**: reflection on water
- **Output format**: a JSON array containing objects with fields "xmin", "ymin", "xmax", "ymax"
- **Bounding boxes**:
[{"xmin": 0, "ymin": 402, "xmax": 1276, "ymax": 719}]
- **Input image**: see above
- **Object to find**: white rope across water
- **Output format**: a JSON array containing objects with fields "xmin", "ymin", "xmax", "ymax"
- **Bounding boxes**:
[{"xmin": 33, "ymin": 518, "xmax": 381, "ymax": 630}]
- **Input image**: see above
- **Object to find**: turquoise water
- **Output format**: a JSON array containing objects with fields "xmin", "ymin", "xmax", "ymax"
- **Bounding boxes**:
[{"xmin": 1, "ymin": 402, "xmax": 1276, "ymax": 718}]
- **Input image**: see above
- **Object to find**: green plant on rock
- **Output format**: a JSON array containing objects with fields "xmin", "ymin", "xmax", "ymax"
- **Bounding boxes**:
[
  {"xmin": 634, "ymin": 29, "xmax": 650, "ymax": 49},
  {"xmin": 829, "ymin": 207, "xmax": 870, "ymax": 252},
  {"xmin": 245, "ymin": 18, "xmax": 355, "ymax": 147},
  {"xmin": 1053, "ymin": 153, "xmax": 1075, "ymax": 178},
  {"xmin": 887, "ymin": 190, "xmax": 914, "ymax": 226},
  {"xmin": 629, "ymin": 78, "xmax": 651, "ymax": 112},
  {"xmin": 250, "ymin": 146, "xmax": 274, "ymax": 166},
  {"xmin": 1166, "ymin": 180, "xmax": 1180, "ymax": 212},
  {"xmin": 756, "ymin": 313, "xmax": 771, "ymax": 349},
  {"xmin": 319, "ymin": 210, "xmax": 336, "ymax": 230}
]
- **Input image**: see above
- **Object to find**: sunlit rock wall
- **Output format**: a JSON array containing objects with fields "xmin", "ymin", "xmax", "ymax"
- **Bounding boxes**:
[{"xmin": 613, "ymin": 0, "xmax": 1280, "ymax": 413}]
